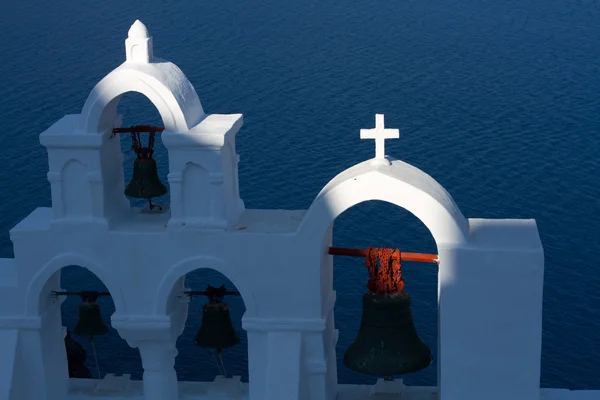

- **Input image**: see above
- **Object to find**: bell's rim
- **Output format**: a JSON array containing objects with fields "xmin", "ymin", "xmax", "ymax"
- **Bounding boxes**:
[{"xmin": 203, "ymin": 302, "xmax": 230, "ymax": 310}]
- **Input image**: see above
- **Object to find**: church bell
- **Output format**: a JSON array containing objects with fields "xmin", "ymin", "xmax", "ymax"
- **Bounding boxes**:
[
  {"xmin": 343, "ymin": 291, "xmax": 432, "ymax": 377},
  {"xmin": 124, "ymin": 157, "xmax": 168, "ymax": 200},
  {"xmin": 72, "ymin": 292, "xmax": 110, "ymax": 338},
  {"xmin": 123, "ymin": 126, "xmax": 168, "ymax": 207},
  {"xmin": 195, "ymin": 301, "xmax": 240, "ymax": 349}
]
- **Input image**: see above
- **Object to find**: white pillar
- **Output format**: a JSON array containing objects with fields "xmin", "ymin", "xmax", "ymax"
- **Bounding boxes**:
[
  {"xmin": 438, "ymin": 219, "xmax": 544, "ymax": 400},
  {"xmin": 111, "ymin": 313, "xmax": 186, "ymax": 400},
  {"xmin": 243, "ymin": 317, "xmax": 311, "ymax": 400},
  {"xmin": 138, "ymin": 341, "xmax": 179, "ymax": 400},
  {"xmin": 15, "ymin": 307, "xmax": 69, "ymax": 400},
  {"xmin": 264, "ymin": 331, "xmax": 302, "ymax": 400},
  {"xmin": 245, "ymin": 331, "xmax": 268, "ymax": 400}
]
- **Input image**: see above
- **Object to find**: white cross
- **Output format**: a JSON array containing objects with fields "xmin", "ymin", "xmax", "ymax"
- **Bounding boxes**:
[{"xmin": 360, "ymin": 114, "xmax": 400, "ymax": 162}]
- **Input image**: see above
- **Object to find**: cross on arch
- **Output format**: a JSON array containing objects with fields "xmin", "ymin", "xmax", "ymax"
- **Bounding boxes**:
[{"xmin": 360, "ymin": 114, "xmax": 400, "ymax": 160}]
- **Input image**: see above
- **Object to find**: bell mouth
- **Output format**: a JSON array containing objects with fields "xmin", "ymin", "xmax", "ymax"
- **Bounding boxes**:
[{"xmin": 204, "ymin": 302, "xmax": 230, "ymax": 310}]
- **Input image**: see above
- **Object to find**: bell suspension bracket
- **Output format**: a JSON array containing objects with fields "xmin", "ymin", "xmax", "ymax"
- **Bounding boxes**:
[{"xmin": 183, "ymin": 285, "xmax": 241, "ymax": 303}]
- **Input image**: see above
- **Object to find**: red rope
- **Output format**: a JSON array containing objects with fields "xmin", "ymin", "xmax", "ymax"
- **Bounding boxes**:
[{"xmin": 365, "ymin": 247, "xmax": 405, "ymax": 295}]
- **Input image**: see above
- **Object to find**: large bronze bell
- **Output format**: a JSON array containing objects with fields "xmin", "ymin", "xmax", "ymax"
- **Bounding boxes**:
[
  {"xmin": 72, "ymin": 293, "xmax": 109, "ymax": 338},
  {"xmin": 344, "ymin": 291, "xmax": 432, "ymax": 376},
  {"xmin": 124, "ymin": 157, "xmax": 167, "ymax": 200},
  {"xmin": 195, "ymin": 301, "xmax": 240, "ymax": 349}
]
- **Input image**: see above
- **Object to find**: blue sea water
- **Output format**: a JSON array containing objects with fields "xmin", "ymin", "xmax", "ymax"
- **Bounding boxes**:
[{"xmin": 1, "ymin": 0, "xmax": 599, "ymax": 390}]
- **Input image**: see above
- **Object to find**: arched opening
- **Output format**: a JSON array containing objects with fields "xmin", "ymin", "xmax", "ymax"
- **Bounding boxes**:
[
  {"xmin": 58, "ymin": 266, "xmax": 142, "ymax": 380},
  {"xmin": 78, "ymin": 65, "xmax": 204, "ymax": 135},
  {"xmin": 298, "ymin": 161, "xmax": 468, "ymax": 398},
  {"xmin": 115, "ymin": 91, "xmax": 170, "ymax": 210},
  {"xmin": 174, "ymin": 268, "xmax": 249, "ymax": 387},
  {"xmin": 329, "ymin": 200, "xmax": 438, "ymax": 389},
  {"xmin": 27, "ymin": 262, "xmax": 141, "ymax": 399}
]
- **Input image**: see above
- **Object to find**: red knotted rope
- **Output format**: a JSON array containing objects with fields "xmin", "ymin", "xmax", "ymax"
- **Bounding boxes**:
[
  {"xmin": 128, "ymin": 126, "xmax": 157, "ymax": 160},
  {"xmin": 365, "ymin": 247, "xmax": 405, "ymax": 295}
]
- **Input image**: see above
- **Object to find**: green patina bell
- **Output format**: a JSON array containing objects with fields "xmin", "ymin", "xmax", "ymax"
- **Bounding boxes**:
[
  {"xmin": 343, "ymin": 291, "xmax": 432, "ymax": 377},
  {"xmin": 72, "ymin": 301, "xmax": 109, "ymax": 338},
  {"xmin": 195, "ymin": 302, "xmax": 240, "ymax": 349},
  {"xmin": 124, "ymin": 157, "xmax": 167, "ymax": 200}
]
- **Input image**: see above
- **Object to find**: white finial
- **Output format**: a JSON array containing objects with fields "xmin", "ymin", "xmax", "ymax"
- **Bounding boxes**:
[
  {"xmin": 125, "ymin": 20, "xmax": 153, "ymax": 63},
  {"xmin": 128, "ymin": 20, "xmax": 149, "ymax": 39},
  {"xmin": 360, "ymin": 114, "xmax": 400, "ymax": 165}
]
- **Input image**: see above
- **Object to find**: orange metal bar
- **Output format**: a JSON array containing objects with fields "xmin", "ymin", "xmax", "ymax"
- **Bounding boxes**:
[{"xmin": 328, "ymin": 247, "xmax": 438, "ymax": 263}]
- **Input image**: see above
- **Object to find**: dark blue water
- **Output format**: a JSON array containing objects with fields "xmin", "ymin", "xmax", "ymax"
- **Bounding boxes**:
[{"xmin": 1, "ymin": 0, "xmax": 599, "ymax": 390}]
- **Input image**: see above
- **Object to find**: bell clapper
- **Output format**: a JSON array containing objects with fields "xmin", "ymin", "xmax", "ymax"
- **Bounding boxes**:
[
  {"xmin": 208, "ymin": 348, "xmax": 225, "ymax": 376},
  {"xmin": 89, "ymin": 335, "xmax": 101, "ymax": 379},
  {"xmin": 384, "ymin": 376, "xmax": 393, "ymax": 381},
  {"xmin": 216, "ymin": 348, "xmax": 228, "ymax": 378},
  {"xmin": 147, "ymin": 198, "xmax": 162, "ymax": 211}
]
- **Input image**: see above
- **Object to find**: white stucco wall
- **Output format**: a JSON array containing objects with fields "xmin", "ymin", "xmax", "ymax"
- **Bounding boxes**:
[{"xmin": 0, "ymin": 20, "xmax": 550, "ymax": 400}]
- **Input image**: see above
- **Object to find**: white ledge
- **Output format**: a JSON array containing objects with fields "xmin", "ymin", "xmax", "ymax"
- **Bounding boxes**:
[{"xmin": 242, "ymin": 316, "xmax": 326, "ymax": 332}]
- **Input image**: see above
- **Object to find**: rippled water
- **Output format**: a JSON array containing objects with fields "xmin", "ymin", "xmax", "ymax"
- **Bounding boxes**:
[{"xmin": 1, "ymin": 0, "xmax": 599, "ymax": 390}]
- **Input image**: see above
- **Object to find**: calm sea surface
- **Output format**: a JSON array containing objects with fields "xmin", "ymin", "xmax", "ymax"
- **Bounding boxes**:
[{"xmin": 1, "ymin": 0, "xmax": 599, "ymax": 390}]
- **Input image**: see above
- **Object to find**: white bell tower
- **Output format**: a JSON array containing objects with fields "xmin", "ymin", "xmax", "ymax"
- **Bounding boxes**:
[{"xmin": 38, "ymin": 19, "xmax": 217, "ymax": 230}]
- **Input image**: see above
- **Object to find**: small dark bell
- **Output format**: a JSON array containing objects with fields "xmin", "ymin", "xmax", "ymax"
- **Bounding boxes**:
[
  {"xmin": 195, "ymin": 302, "xmax": 240, "ymax": 349},
  {"xmin": 72, "ymin": 301, "xmax": 109, "ymax": 338},
  {"xmin": 125, "ymin": 157, "xmax": 168, "ymax": 200},
  {"xmin": 344, "ymin": 291, "xmax": 432, "ymax": 377}
]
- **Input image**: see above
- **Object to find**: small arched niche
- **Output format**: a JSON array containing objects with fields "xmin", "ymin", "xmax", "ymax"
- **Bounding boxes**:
[
  {"xmin": 182, "ymin": 162, "xmax": 210, "ymax": 219},
  {"xmin": 61, "ymin": 159, "xmax": 92, "ymax": 217}
]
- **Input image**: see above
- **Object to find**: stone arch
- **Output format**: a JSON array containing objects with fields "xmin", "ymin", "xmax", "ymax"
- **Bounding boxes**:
[
  {"xmin": 155, "ymin": 256, "xmax": 257, "ymax": 317},
  {"xmin": 297, "ymin": 158, "xmax": 469, "ymax": 391},
  {"xmin": 77, "ymin": 63, "xmax": 205, "ymax": 134},
  {"xmin": 25, "ymin": 253, "xmax": 126, "ymax": 316},
  {"xmin": 297, "ymin": 159, "xmax": 469, "ymax": 248}
]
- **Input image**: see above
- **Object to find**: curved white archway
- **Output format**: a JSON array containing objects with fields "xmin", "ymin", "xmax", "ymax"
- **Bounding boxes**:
[
  {"xmin": 296, "ymin": 158, "xmax": 469, "ymax": 395},
  {"xmin": 77, "ymin": 62, "xmax": 205, "ymax": 134},
  {"xmin": 25, "ymin": 253, "xmax": 126, "ymax": 316},
  {"xmin": 155, "ymin": 256, "xmax": 256, "ymax": 316},
  {"xmin": 298, "ymin": 159, "xmax": 469, "ymax": 248}
]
